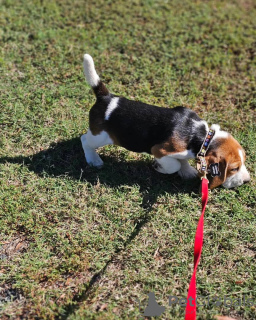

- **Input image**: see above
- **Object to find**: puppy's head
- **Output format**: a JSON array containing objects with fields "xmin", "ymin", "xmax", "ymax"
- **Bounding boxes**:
[{"xmin": 205, "ymin": 125, "xmax": 250, "ymax": 189}]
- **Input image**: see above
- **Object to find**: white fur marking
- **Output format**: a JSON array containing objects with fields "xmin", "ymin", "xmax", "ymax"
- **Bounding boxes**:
[
  {"xmin": 83, "ymin": 54, "xmax": 100, "ymax": 87},
  {"xmin": 239, "ymin": 149, "xmax": 244, "ymax": 164},
  {"xmin": 238, "ymin": 150, "xmax": 250, "ymax": 181},
  {"xmin": 170, "ymin": 150, "xmax": 195, "ymax": 159},
  {"xmin": 105, "ymin": 97, "xmax": 119, "ymax": 120},
  {"xmin": 222, "ymin": 173, "xmax": 243, "ymax": 188},
  {"xmin": 222, "ymin": 150, "xmax": 250, "ymax": 188},
  {"xmin": 154, "ymin": 156, "xmax": 181, "ymax": 174},
  {"xmin": 210, "ymin": 124, "xmax": 229, "ymax": 140},
  {"xmin": 240, "ymin": 164, "xmax": 250, "ymax": 181},
  {"xmin": 210, "ymin": 124, "xmax": 220, "ymax": 131},
  {"xmin": 81, "ymin": 130, "xmax": 113, "ymax": 167}
]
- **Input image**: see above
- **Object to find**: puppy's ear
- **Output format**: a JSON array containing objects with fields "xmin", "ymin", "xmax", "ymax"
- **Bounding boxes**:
[{"xmin": 206, "ymin": 157, "xmax": 228, "ymax": 189}]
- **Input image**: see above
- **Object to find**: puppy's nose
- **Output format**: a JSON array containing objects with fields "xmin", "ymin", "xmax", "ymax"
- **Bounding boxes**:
[
  {"xmin": 243, "ymin": 176, "xmax": 250, "ymax": 183},
  {"xmin": 242, "ymin": 168, "xmax": 250, "ymax": 183}
]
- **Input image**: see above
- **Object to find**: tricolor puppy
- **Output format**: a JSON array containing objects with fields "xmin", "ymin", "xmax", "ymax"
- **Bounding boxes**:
[{"xmin": 81, "ymin": 54, "xmax": 250, "ymax": 189}]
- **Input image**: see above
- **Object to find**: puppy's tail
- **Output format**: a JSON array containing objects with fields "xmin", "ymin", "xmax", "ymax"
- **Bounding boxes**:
[{"xmin": 83, "ymin": 54, "xmax": 109, "ymax": 97}]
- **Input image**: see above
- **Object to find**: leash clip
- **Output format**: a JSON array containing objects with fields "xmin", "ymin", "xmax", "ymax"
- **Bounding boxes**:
[{"xmin": 201, "ymin": 171, "xmax": 207, "ymax": 180}]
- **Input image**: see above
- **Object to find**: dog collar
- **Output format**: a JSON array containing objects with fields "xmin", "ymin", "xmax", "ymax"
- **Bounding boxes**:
[{"xmin": 196, "ymin": 128, "xmax": 215, "ymax": 176}]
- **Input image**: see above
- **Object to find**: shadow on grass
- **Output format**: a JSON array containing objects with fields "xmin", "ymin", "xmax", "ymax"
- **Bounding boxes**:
[
  {"xmin": 0, "ymin": 137, "xmax": 200, "ymax": 194},
  {"xmin": 0, "ymin": 137, "xmax": 200, "ymax": 319}
]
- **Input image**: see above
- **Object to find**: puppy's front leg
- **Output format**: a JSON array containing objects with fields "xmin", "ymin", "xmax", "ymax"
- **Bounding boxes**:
[
  {"xmin": 178, "ymin": 159, "xmax": 198, "ymax": 179},
  {"xmin": 153, "ymin": 156, "xmax": 181, "ymax": 174}
]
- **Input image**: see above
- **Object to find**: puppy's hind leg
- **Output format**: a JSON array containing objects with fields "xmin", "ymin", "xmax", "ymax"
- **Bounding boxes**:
[{"xmin": 81, "ymin": 129, "xmax": 113, "ymax": 167}]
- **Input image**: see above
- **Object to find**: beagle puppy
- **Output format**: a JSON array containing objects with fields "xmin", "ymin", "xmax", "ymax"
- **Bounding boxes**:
[{"xmin": 81, "ymin": 54, "xmax": 250, "ymax": 189}]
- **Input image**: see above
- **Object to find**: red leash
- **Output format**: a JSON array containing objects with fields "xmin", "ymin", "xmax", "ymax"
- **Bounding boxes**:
[{"xmin": 185, "ymin": 177, "xmax": 209, "ymax": 320}]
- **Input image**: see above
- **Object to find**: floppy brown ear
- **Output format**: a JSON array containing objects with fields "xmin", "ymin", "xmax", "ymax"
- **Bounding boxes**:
[{"xmin": 207, "ymin": 158, "xmax": 228, "ymax": 189}]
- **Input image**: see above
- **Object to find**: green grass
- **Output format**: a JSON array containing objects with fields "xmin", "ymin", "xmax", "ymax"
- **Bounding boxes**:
[{"xmin": 0, "ymin": 0, "xmax": 256, "ymax": 319}]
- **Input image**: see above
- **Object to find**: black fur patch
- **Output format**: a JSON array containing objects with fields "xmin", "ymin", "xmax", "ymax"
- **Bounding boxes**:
[
  {"xmin": 90, "ymin": 96, "xmax": 207, "ymax": 155},
  {"xmin": 93, "ymin": 81, "xmax": 109, "ymax": 97}
]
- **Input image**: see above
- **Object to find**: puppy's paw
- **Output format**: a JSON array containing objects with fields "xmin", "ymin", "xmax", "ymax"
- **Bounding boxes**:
[
  {"xmin": 153, "ymin": 160, "xmax": 161, "ymax": 170},
  {"xmin": 153, "ymin": 160, "xmax": 165, "ymax": 173},
  {"xmin": 153, "ymin": 160, "xmax": 170, "ymax": 174},
  {"xmin": 86, "ymin": 153, "xmax": 104, "ymax": 168},
  {"xmin": 178, "ymin": 165, "xmax": 198, "ymax": 180},
  {"xmin": 88, "ymin": 160, "xmax": 104, "ymax": 168}
]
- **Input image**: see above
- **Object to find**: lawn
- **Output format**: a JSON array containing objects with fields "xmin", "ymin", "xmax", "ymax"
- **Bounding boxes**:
[{"xmin": 0, "ymin": 0, "xmax": 255, "ymax": 319}]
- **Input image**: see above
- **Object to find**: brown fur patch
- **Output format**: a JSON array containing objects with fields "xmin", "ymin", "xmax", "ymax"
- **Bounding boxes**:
[
  {"xmin": 151, "ymin": 133, "xmax": 187, "ymax": 158},
  {"xmin": 89, "ymin": 101, "xmax": 106, "ymax": 135},
  {"xmin": 107, "ymin": 131, "xmax": 120, "ymax": 146},
  {"xmin": 89, "ymin": 126, "xmax": 120, "ymax": 146},
  {"xmin": 90, "ymin": 123, "xmax": 103, "ymax": 136},
  {"xmin": 89, "ymin": 108, "xmax": 120, "ymax": 145},
  {"xmin": 214, "ymin": 136, "xmax": 242, "ymax": 170},
  {"xmin": 93, "ymin": 81, "xmax": 109, "ymax": 97},
  {"xmin": 206, "ymin": 135, "xmax": 244, "ymax": 189}
]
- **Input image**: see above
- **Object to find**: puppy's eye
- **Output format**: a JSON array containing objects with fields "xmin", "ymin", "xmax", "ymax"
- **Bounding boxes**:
[{"xmin": 230, "ymin": 167, "xmax": 239, "ymax": 172}]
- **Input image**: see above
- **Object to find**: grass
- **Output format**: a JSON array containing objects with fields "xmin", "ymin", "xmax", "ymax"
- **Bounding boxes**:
[{"xmin": 0, "ymin": 0, "xmax": 256, "ymax": 319}]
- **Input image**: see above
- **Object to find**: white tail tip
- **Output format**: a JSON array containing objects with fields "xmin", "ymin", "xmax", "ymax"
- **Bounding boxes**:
[{"xmin": 83, "ymin": 54, "xmax": 100, "ymax": 87}]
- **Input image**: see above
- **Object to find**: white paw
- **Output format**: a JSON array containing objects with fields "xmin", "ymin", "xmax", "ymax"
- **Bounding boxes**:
[
  {"xmin": 88, "ymin": 154, "xmax": 104, "ymax": 168},
  {"xmin": 84, "ymin": 150, "xmax": 104, "ymax": 168},
  {"xmin": 153, "ymin": 159, "xmax": 180, "ymax": 174},
  {"xmin": 88, "ymin": 159, "xmax": 103, "ymax": 168},
  {"xmin": 153, "ymin": 160, "xmax": 168, "ymax": 174},
  {"xmin": 178, "ymin": 166, "xmax": 198, "ymax": 180}
]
